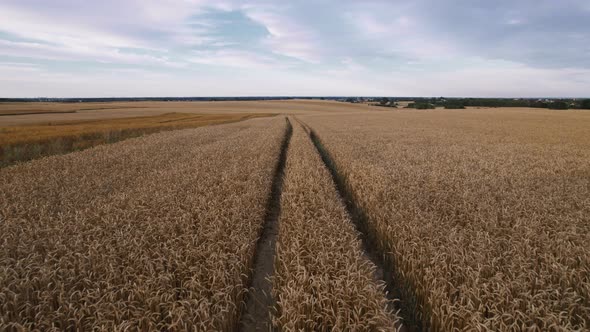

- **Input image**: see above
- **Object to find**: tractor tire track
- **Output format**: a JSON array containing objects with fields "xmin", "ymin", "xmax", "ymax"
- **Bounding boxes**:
[
  {"xmin": 301, "ymin": 119, "xmax": 417, "ymax": 332},
  {"xmin": 239, "ymin": 117, "xmax": 292, "ymax": 332}
]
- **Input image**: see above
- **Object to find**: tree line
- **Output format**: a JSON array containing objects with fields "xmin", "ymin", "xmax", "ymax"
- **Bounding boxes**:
[{"xmin": 364, "ymin": 97, "xmax": 590, "ymax": 110}]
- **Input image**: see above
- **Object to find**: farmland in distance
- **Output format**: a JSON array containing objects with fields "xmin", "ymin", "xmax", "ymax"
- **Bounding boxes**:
[{"xmin": 0, "ymin": 112, "xmax": 273, "ymax": 167}]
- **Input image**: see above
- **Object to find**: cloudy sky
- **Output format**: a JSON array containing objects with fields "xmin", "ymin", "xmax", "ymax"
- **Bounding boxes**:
[{"xmin": 1, "ymin": 0, "xmax": 589, "ymax": 97}]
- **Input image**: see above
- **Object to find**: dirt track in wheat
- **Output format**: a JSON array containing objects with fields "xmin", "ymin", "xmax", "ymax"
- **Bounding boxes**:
[{"xmin": 272, "ymin": 120, "xmax": 400, "ymax": 331}]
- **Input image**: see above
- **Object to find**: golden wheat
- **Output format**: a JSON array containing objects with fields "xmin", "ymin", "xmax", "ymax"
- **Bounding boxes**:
[
  {"xmin": 2, "ymin": 102, "xmax": 589, "ymax": 331},
  {"xmin": 272, "ymin": 120, "xmax": 401, "ymax": 331},
  {"xmin": 304, "ymin": 108, "xmax": 590, "ymax": 331},
  {"xmin": 0, "ymin": 112, "xmax": 272, "ymax": 167},
  {"xmin": 0, "ymin": 117, "xmax": 286, "ymax": 331}
]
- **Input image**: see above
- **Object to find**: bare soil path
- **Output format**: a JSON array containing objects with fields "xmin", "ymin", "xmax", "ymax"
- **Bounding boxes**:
[{"xmin": 239, "ymin": 117, "xmax": 292, "ymax": 331}]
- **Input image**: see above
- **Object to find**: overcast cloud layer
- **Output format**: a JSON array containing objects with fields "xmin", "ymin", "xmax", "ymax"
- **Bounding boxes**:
[{"xmin": 1, "ymin": 0, "xmax": 589, "ymax": 97}]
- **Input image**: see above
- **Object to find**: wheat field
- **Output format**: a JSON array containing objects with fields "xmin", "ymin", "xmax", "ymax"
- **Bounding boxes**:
[
  {"xmin": 272, "ymin": 120, "xmax": 400, "ymax": 330},
  {"xmin": 0, "ymin": 112, "xmax": 271, "ymax": 167},
  {"xmin": 0, "ymin": 116, "xmax": 286, "ymax": 330},
  {"xmin": 304, "ymin": 107, "xmax": 590, "ymax": 330},
  {"xmin": 1, "ymin": 101, "xmax": 589, "ymax": 331}
]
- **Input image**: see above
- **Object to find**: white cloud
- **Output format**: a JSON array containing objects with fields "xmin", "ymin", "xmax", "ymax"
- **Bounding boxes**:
[
  {"xmin": 0, "ymin": 39, "xmax": 185, "ymax": 68},
  {"xmin": 0, "ymin": 61, "xmax": 41, "ymax": 74},
  {"xmin": 242, "ymin": 5, "xmax": 322, "ymax": 63},
  {"xmin": 344, "ymin": 9, "xmax": 456, "ymax": 60},
  {"xmin": 189, "ymin": 49, "xmax": 295, "ymax": 69},
  {"xmin": 0, "ymin": 0, "xmax": 589, "ymax": 97},
  {"xmin": 0, "ymin": 5, "xmax": 143, "ymax": 49},
  {"xmin": 382, "ymin": 62, "xmax": 590, "ymax": 97},
  {"xmin": 341, "ymin": 57, "xmax": 366, "ymax": 72},
  {"xmin": 506, "ymin": 18, "xmax": 525, "ymax": 25}
]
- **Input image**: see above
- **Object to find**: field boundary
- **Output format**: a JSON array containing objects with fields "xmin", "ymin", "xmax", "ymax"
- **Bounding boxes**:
[
  {"xmin": 0, "ymin": 110, "xmax": 78, "ymax": 116},
  {"xmin": 239, "ymin": 117, "xmax": 292, "ymax": 331},
  {"xmin": 1, "ymin": 113, "xmax": 274, "ymax": 168},
  {"xmin": 302, "ymin": 120, "xmax": 421, "ymax": 331}
]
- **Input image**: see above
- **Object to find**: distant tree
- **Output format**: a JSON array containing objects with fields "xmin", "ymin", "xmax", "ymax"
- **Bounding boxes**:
[
  {"xmin": 345, "ymin": 97, "xmax": 356, "ymax": 103},
  {"xmin": 580, "ymin": 99, "xmax": 590, "ymax": 109},
  {"xmin": 530, "ymin": 100, "xmax": 549, "ymax": 108},
  {"xmin": 407, "ymin": 102, "xmax": 435, "ymax": 109},
  {"xmin": 444, "ymin": 104, "xmax": 465, "ymax": 109},
  {"xmin": 548, "ymin": 101, "xmax": 569, "ymax": 110},
  {"xmin": 444, "ymin": 100, "xmax": 465, "ymax": 109}
]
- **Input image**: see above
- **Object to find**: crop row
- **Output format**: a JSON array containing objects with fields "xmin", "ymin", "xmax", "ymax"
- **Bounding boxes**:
[{"xmin": 272, "ymin": 120, "xmax": 400, "ymax": 330}]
